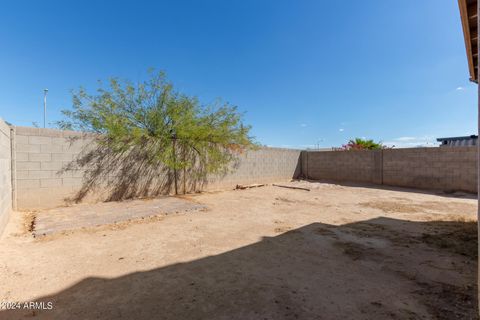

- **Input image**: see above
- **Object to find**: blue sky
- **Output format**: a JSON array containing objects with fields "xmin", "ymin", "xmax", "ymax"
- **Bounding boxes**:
[{"xmin": 0, "ymin": 0, "xmax": 476, "ymax": 148}]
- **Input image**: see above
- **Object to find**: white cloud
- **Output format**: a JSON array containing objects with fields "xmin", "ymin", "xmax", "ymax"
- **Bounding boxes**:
[
  {"xmin": 300, "ymin": 123, "xmax": 307, "ymax": 128},
  {"xmin": 456, "ymin": 86, "xmax": 465, "ymax": 91},
  {"xmin": 395, "ymin": 136, "xmax": 416, "ymax": 142},
  {"xmin": 383, "ymin": 135, "xmax": 437, "ymax": 148},
  {"xmin": 339, "ymin": 128, "xmax": 344, "ymax": 132},
  {"xmin": 259, "ymin": 143, "xmax": 309, "ymax": 149}
]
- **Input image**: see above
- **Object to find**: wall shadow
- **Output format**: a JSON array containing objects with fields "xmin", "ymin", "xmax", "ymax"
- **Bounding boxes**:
[
  {"xmin": 1, "ymin": 217, "xmax": 476, "ymax": 320},
  {"xmin": 292, "ymin": 152, "xmax": 302, "ymax": 180},
  {"xmin": 300, "ymin": 179, "xmax": 477, "ymax": 200}
]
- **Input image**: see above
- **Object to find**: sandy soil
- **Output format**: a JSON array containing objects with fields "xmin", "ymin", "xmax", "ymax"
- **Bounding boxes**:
[{"xmin": 0, "ymin": 181, "xmax": 477, "ymax": 319}]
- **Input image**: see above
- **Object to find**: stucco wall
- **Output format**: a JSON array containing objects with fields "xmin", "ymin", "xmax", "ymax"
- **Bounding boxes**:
[
  {"xmin": 302, "ymin": 147, "xmax": 477, "ymax": 193},
  {"xmin": 14, "ymin": 126, "xmax": 302, "ymax": 210},
  {"xmin": 0, "ymin": 118, "xmax": 12, "ymax": 236}
]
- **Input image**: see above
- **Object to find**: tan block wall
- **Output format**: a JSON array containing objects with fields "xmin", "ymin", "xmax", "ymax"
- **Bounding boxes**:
[
  {"xmin": 302, "ymin": 150, "xmax": 382, "ymax": 184},
  {"xmin": 14, "ymin": 127, "xmax": 301, "ymax": 210},
  {"xmin": 207, "ymin": 147, "xmax": 302, "ymax": 190},
  {"xmin": 14, "ymin": 127, "xmax": 92, "ymax": 210},
  {"xmin": 0, "ymin": 118, "xmax": 12, "ymax": 236},
  {"xmin": 382, "ymin": 147, "xmax": 476, "ymax": 192},
  {"xmin": 303, "ymin": 147, "xmax": 477, "ymax": 193},
  {"xmin": 14, "ymin": 125, "xmax": 477, "ymax": 211}
]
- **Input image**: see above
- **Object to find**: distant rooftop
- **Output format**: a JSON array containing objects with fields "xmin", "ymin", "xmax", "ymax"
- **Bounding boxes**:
[
  {"xmin": 437, "ymin": 135, "xmax": 478, "ymax": 147},
  {"xmin": 436, "ymin": 135, "xmax": 478, "ymax": 142}
]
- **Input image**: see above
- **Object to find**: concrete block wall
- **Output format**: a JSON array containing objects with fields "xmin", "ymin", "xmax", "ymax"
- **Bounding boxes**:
[
  {"xmin": 0, "ymin": 118, "xmax": 12, "ymax": 236},
  {"xmin": 14, "ymin": 127, "xmax": 92, "ymax": 210},
  {"xmin": 11, "ymin": 125, "xmax": 479, "ymax": 210},
  {"xmin": 14, "ymin": 127, "xmax": 302, "ymax": 210},
  {"xmin": 302, "ymin": 147, "xmax": 477, "ymax": 193},
  {"xmin": 302, "ymin": 150, "xmax": 382, "ymax": 184},
  {"xmin": 383, "ymin": 147, "xmax": 476, "ymax": 192},
  {"xmin": 207, "ymin": 147, "xmax": 302, "ymax": 190}
]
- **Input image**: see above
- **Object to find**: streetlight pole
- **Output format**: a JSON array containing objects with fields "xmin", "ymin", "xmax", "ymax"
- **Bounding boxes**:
[{"xmin": 43, "ymin": 89, "xmax": 48, "ymax": 128}]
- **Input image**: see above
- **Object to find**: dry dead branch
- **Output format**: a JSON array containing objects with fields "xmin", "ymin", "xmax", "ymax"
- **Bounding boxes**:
[
  {"xmin": 235, "ymin": 184, "xmax": 266, "ymax": 190},
  {"xmin": 272, "ymin": 184, "xmax": 310, "ymax": 191}
]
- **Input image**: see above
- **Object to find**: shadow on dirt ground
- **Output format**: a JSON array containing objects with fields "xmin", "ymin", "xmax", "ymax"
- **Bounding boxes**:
[
  {"xmin": 1, "ymin": 217, "xmax": 477, "ymax": 320},
  {"xmin": 301, "ymin": 179, "xmax": 477, "ymax": 201}
]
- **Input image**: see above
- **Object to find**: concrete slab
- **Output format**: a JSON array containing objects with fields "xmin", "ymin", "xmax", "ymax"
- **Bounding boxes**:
[{"xmin": 33, "ymin": 197, "xmax": 206, "ymax": 237}]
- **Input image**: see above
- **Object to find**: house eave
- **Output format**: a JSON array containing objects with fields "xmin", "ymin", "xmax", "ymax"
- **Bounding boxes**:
[{"xmin": 459, "ymin": 0, "xmax": 478, "ymax": 82}]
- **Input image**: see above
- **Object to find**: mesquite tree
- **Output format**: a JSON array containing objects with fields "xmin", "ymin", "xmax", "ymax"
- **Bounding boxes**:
[{"xmin": 58, "ymin": 70, "xmax": 255, "ymax": 194}]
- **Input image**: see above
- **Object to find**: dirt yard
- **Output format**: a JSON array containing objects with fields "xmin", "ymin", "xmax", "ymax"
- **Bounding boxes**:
[{"xmin": 0, "ymin": 181, "xmax": 477, "ymax": 320}]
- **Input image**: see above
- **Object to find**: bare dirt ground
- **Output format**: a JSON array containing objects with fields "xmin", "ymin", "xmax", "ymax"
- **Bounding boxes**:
[{"xmin": 0, "ymin": 181, "xmax": 477, "ymax": 320}]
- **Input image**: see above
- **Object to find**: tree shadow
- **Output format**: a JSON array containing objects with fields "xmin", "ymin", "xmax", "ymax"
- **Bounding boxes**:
[
  {"xmin": 59, "ymin": 137, "xmax": 243, "ymax": 203},
  {"xmin": 2, "ymin": 217, "xmax": 476, "ymax": 320}
]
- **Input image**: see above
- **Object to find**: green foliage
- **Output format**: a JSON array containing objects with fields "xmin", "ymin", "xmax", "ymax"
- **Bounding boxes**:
[
  {"xmin": 58, "ymin": 70, "xmax": 255, "ymax": 177},
  {"xmin": 343, "ymin": 138, "xmax": 385, "ymax": 150}
]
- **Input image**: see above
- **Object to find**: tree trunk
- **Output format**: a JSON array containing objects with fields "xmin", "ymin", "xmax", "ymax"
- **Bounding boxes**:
[{"xmin": 172, "ymin": 138, "xmax": 178, "ymax": 195}]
